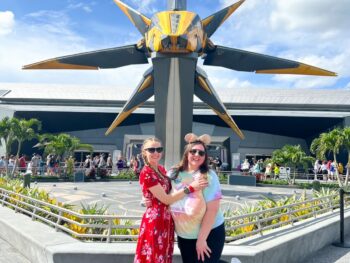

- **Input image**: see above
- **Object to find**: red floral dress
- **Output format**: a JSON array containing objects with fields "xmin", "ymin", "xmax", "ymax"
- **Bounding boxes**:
[{"xmin": 134, "ymin": 165, "xmax": 174, "ymax": 263}]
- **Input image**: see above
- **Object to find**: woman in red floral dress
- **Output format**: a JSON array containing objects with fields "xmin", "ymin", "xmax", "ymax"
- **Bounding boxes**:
[{"xmin": 134, "ymin": 137, "xmax": 208, "ymax": 263}]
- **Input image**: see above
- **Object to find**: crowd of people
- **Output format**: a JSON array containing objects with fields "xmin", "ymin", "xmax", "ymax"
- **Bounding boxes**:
[
  {"xmin": 239, "ymin": 157, "xmax": 349, "ymax": 182},
  {"xmin": 313, "ymin": 159, "xmax": 348, "ymax": 181},
  {"xmin": 0, "ymin": 153, "xmax": 140, "ymax": 178},
  {"xmin": 240, "ymin": 158, "xmax": 283, "ymax": 181}
]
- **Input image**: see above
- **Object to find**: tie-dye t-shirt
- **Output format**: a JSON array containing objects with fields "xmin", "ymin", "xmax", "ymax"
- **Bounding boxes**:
[{"xmin": 168, "ymin": 169, "xmax": 224, "ymax": 239}]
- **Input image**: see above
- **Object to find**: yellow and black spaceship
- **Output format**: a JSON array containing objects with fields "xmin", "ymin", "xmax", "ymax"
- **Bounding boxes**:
[{"xmin": 23, "ymin": 0, "xmax": 336, "ymax": 142}]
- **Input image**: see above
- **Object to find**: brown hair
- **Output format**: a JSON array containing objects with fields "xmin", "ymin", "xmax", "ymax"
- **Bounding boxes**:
[{"xmin": 170, "ymin": 141, "xmax": 209, "ymax": 180}]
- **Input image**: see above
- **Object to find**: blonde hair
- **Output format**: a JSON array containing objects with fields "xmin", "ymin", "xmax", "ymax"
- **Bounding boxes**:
[{"xmin": 141, "ymin": 137, "xmax": 167, "ymax": 180}]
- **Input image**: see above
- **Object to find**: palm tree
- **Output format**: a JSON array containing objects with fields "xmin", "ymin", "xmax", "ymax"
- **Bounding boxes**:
[
  {"xmin": 342, "ymin": 127, "xmax": 350, "ymax": 186},
  {"xmin": 0, "ymin": 117, "xmax": 16, "ymax": 176},
  {"xmin": 0, "ymin": 117, "xmax": 14, "ymax": 156},
  {"xmin": 272, "ymin": 145, "xmax": 314, "ymax": 185},
  {"xmin": 271, "ymin": 149, "xmax": 287, "ymax": 180},
  {"xmin": 310, "ymin": 128, "xmax": 344, "ymax": 186},
  {"xmin": 10, "ymin": 118, "xmax": 41, "ymax": 176},
  {"xmin": 12, "ymin": 118, "xmax": 41, "ymax": 157},
  {"xmin": 38, "ymin": 133, "xmax": 93, "ymax": 158},
  {"xmin": 310, "ymin": 137, "xmax": 323, "ymax": 161}
]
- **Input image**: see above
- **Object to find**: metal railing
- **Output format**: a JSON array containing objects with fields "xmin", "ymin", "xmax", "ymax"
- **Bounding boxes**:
[
  {"xmin": 1, "ymin": 187, "xmax": 349, "ymax": 243},
  {"xmin": 225, "ymin": 193, "xmax": 350, "ymax": 241}
]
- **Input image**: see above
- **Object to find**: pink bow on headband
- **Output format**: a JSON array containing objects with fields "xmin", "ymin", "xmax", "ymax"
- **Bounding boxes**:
[{"xmin": 184, "ymin": 133, "xmax": 211, "ymax": 145}]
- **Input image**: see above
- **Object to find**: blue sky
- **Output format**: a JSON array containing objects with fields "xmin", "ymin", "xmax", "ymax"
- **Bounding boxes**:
[{"xmin": 0, "ymin": 0, "xmax": 349, "ymax": 92}]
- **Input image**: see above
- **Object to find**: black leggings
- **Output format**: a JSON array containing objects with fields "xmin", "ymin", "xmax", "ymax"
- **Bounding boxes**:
[{"xmin": 177, "ymin": 223, "xmax": 225, "ymax": 263}]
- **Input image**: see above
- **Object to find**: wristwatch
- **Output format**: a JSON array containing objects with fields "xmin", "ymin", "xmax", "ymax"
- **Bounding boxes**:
[{"xmin": 183, "ymin": 186, "xmax": 191, "ymax": 194}]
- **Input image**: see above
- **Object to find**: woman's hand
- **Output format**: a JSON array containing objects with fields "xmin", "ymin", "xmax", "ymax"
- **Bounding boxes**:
[
  {"xmin": 190, "ymin": 177, "xmax": 208, "ymax": 191},
  {"xmin": 196, "ymin": 238, "xmax": 211, "ymax": 261}
]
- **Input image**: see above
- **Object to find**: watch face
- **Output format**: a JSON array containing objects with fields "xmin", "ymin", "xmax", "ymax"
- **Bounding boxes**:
[{"xmin": 184, "ymin": 187, "xmax": 190, "ymax": 194}]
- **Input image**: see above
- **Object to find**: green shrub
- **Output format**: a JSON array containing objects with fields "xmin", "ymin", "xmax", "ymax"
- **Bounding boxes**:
[{"xmin": 312, "ymin": 180, "xmax": 321, "ymax": 191}]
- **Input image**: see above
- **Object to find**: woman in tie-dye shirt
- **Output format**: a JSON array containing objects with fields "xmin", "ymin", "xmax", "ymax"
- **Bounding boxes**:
[{"xmin": 168, "ymin": 133, "xmax": 225, "ymax": 263}]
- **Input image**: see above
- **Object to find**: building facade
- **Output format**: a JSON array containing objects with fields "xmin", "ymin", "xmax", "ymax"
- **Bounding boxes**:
[{"xmin": 1, "ymin": 83, "xmax": 349, "ymax": 168}]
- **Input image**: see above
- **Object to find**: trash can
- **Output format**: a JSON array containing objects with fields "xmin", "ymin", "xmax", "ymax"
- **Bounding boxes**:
[
  {"xmin": 24, "ymin": 173, "xmax": 31, "ymax": 188},
  {"xmin": 74, "ymin": 169, "xmax": 85, "ymax": 183}
]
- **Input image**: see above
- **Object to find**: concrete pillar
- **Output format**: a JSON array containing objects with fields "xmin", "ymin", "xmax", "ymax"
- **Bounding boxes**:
[
  {"xmin": 152, "ymin": 55, "xmax": 197, "ymax": 169},
  {"xmin": 167, "ymin": 0, "xmax": 186, "ymax": 10},
  {"xmin": 344, "ymin": 116, "xmax": 350, "ymax": 127}
]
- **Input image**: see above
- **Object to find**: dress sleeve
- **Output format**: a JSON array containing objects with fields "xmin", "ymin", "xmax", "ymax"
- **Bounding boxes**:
[
  {"xmin": 203, "ymin": 170, "xmax": 222, "ymax": 203},
  {"xmin": 140, "ymin": 167, "xmax": 159, "ymax": 190}
]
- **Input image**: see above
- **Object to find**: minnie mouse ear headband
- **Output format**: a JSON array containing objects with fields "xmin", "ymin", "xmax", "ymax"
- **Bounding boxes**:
[{"xmin": 184, "ymin": 133, "xmax": 211, "ymax": 145}]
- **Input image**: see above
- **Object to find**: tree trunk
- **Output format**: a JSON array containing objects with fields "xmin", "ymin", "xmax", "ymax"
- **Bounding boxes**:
[
  {"xmin": 333, "ymin": 153, "xmax": 343, "ymax": 187},
  {"xmin": 345, "ymin": 154, "xmax": 350, "ymax": 186},
  {"xmin": 5, "ymin": 140, "xmax": 11, "ymax": 178},
  {"xmin": 292, "ymin": 166, "xmax": 296, "ymax": 185},
  {"xmin": 11, "ymin": 141, "xmax": 22, "ymax": 177}
]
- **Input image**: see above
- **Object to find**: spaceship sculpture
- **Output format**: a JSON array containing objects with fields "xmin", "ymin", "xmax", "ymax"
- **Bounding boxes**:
[{"xmin": 23, "ymin": 0, "xmax": 336, "ymax": 167}]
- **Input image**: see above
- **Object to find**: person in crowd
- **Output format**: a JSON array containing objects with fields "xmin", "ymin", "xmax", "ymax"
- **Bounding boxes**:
[
  {"xmin": 0, "ymin": 156, "xmax": 6, "ymax": 175},
  {"xmin": 18, "ymin": 154, "xmax": 27, "ymax": 173},
  {"xmin": 30, "ymin": 153, "xmax": 40, "ymax": 176},
  {"xmin": 264, "ymin": 162, "xmax": 272, "ymax": 180},
  {"xmin": 84, "ymin": 155, "xmax": 95, "ymax": 178},
  {"xmin": 326, "ymin": 160, "xmax": 332, "ymax": 180},
  {"xmin": 338, "ymin": 162, "xmax": 344, "ymax": 178},
  {"xmin": 214, "ymin": 156, "xmax": 222, "ymax": 173},
  {"xmin": 274, "ymin": 164, "xmax": 280, "ymax": 179},
  {"xmin": 97, "ymin": 153, "xmax": 107, "ymax": 178},
  {"xmin": 134, "ymin": 137, "xmax": 207, "ymax": 263},
  {"xmin": 168, "ymin": 133, "xmax": 225, "ymax": 263},
  {"xmin": 314, "ymin": 159, "xmax": 321, "ymax": 180},
  {"xmin": 98, "ymin": 154, "xmax": 106, "ymax": 168},
  {"xmin": 106, "ymin": 154, "xmax": 113, "ymax": 175},
  {"xmin": 116, "ymin": 156, "xmax": 125, "ymax": 174},
  {"xmin": 136, "ymin": 153, "xmax": 144, "ymax": 177},
  {"xmin": 330, "ymin": 160, "xmax": 337, "ymax": 181},
  {"xmin": 8, "ymin": 155, "xmax": 15, "ymax": 174},
  {"xmin": 321, "ymin": 160, "xmax": 328, "ymax": 181},
  {"xmin": 93, "ymin": 154, "xmax": 100, "ymax": 169},
  {"xmin": 208, "ymin": 157, "xmax": 215, "ymax": 170},
  {"xmin": 241, "ymin": 159, "xmax": 250, "ymax": 175},
  {"xmin": 46, "ymin": 154, "xmax": 54, "ymax": 176},
  {"xmin": 130, "ymin": 155, "xmax": 138, "ymax": 176}
]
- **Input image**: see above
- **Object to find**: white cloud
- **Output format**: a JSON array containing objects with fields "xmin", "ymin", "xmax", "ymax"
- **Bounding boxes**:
[
  {"xmin": 0, "ymin": 8, "xmax": 146, "ymax": 91},
  {"xmin": 0, "ymin": 0, "xmax": 348, "ymax": 92},
  {"xmin": 0, "ymin": 11, "xmax": 15, "ymax": 36},
  {"xmin": 126, "ymin": 0, "xmax": 159, "ymax": 15},
  {"xmin": 67, "ymin": 2, "xmax": 93, "ymax": 13},
  {"xmin": 345, "ymin": 82, "xmax": 350, "ymax": 90},
  {"xmin": 270, "ymin": 0, "xmax": 350, "ymax": 32},
  {"xmin": 212, "ymin": 0, "xmax": 350, "ymax": 90}
]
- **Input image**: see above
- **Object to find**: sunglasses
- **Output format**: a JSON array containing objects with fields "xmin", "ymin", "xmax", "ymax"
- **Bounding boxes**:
[
  {"xmin": 144, "ymin": 147, "xmax": 164, "ymax": 153},
  {"xmin": 189, "ymin": 149, "xmax": 206, "ymax": 157}
]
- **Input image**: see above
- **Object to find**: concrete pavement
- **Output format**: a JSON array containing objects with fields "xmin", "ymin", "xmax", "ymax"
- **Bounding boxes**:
[
  {"xmin": 0, "ymin": 237, "xmax": 30, "ymax": 263},
  {"xmin": 304, "ymin": 236, "xmax": 350, "ymax": 263},
  {"xmin": 35, "ymin": 181, "xmax": 310, "ymax": 215},
  {"xmin": 1, "ymin": 181, "xmax": 349, "ymax": 263}
]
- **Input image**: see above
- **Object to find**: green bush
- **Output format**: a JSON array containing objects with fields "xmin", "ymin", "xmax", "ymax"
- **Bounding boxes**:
[
  {"xmin": 312, "ymin": 180, "xmax": 321, "ymax": 191},
  {"xmin": 111, "ymin": 170, "xmax": 137, "ymax": 180}
]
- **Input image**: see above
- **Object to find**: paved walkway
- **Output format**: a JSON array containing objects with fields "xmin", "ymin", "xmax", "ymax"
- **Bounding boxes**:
[
  {"xmin": 304, "ymin": 236, "xmax": 350, "ymax": 263},
  {"xmin": 0, "ymin": 237, "xmax": 30, "ymax": 263},
  {"xmin": 35, "ymin": 181, "xmax": 309, "ymax": 215}
]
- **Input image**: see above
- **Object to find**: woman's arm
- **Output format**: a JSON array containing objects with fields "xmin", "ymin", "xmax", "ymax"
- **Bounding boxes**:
[
  {"xmin": 148, "ymin": 178, "xmax": 208, "ymax": 205},
  {"xmin": 196, "ymin": 199, "xmax": 220, "ymax": 261}
]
